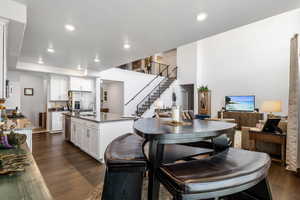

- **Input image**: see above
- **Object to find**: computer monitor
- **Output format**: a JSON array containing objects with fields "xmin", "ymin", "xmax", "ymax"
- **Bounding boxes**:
[{"xmin": 262, "ymin": 118, "xmax": 282, "ymax": 133}]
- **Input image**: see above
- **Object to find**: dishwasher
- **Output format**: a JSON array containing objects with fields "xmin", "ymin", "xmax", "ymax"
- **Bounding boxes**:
[{"xmin": 64, "ymin": 115, "xmax": 71, "ymax": 141}]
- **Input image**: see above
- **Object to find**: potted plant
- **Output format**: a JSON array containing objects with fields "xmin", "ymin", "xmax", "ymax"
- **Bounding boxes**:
[{"xmin": 198, "ymin": 85, "xmax": 209, "ymax": 93}]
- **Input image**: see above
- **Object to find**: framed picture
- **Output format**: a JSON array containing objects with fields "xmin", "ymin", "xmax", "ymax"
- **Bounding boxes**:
[
  {"xmin": 24, "ymin": 88, "xmax": 34, "ymax": 96},
  {"xmin": 103, "ymin": 90, "xmax": 108, "ymax": 102}
]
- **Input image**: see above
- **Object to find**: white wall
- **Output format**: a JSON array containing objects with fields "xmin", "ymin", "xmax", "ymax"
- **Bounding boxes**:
[
  {"xmin": 177, "ymin": 42, "xmax": 199, "ymax": 113},
  {"xmin": 6, "ymin": 71, "xmax": 46, "ymax": 127},
  {"xmin": 95, "ymin": 68, "xmax": 165, "ymax": 115},
  {"xmin": 101, "ymin": 81, "xmax": 124, "ymax": 114},
  {"xmin": 177, "ymin": 9, "xmax": 300, "ymax": 117},
  {"xmin": 177, "ymin": 42, "xmax": 198, "ymax": 85}
]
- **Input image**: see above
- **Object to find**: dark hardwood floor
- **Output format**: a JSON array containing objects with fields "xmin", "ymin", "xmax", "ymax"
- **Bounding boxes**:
[
  {"xmin": 32, "ymin": 132, "xmax": 104, "ymax": 200},
  {"xmin": 32, "ymin": 133, "xmax": 300, "ymax": 200}
]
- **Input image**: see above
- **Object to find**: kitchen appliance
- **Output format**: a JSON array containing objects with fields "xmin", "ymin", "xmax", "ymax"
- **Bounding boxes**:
[
  {"xmin": 64, "ymin": 115, "xmax": 71, "ymax": 141},
  {"xmin": 74, "ymin": 101, "xmax": 80, "ymax": 110}
]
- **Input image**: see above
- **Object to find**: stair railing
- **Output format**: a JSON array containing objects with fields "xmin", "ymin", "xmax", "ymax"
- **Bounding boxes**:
[
  {"xmin": 136, "ymin": 67, "xmax": 178, "ymax": 116},
  {"xmin": 125, "ymin": 62, "xmax": 175, "ymax": 106}
]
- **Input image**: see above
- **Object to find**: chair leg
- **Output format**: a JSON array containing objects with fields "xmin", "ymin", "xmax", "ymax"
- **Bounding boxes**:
[
  {"xmin": 242, "ymin": 178, "xmax": 273, "ymax": 200},
  {"xmin": 102, "ymin": 169, "xmax": 144, "ymax": 200}
]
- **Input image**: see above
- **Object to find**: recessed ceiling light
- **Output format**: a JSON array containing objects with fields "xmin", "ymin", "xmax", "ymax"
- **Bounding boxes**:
[
  {"xmin": 47, "ymin": 47, "xmax": 55, "ymax": 53},
  {"xmin": 77, "ymin": 64, "xmax": 82, "ymax": 70},
  {"xmin": 38, "ymin": 57, "xmax": 44, "ymax": 64},
  {"xmin": 94, "ymin": 56, "xmax": 100, "ymax": 63},
  {"xmin": 123, "ymin": 43, "xmax": 131, "ymax": 49},
  {"xmin": 197, "ymin": 13, "xmax": 207, "ymax": 21},
  {"xmin": 65, "ymin": 24, "xmax": 75, "ymax": 32}
]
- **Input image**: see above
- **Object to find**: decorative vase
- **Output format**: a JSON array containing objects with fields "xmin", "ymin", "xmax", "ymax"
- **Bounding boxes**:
[{"xmin": 172, "ymin": 106, "xmax": 182, "ymax": 122}]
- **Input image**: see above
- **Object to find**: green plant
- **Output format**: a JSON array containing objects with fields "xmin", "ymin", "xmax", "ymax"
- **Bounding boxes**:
[{"xmin": 198, "ymin": 85, "xmax": 209, "ymax": 92}]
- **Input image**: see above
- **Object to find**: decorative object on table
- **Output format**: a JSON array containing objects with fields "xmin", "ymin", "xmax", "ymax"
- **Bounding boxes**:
[
  {"xmin": 0, "ymin": 131, "xmax": 26, "ymax": 149},
  {"xmin": 0, "ymin": 152, "xmax": 29, "ymax": 175},
  {"xmin": 7, "ymin": 130, "xmax": 27, "ymax": 147},
  {"xmin": 198, "ymin": 85, "xmax": 211, "ymax": 115},
  {"xmin": 0, "ymin": 134, "xmax": 13, "ymax": 149},
  {"xmin": 171, "ymin": 92, "xmax": 182, "ymax": 122},
  {"xmin": 261, "ymin": 100, "xmax": 282, "ymax": 119},
  {"xmin": 24, "ymin": 88, "xmax": 34, "ymax": 96},
  {"xmin": 162, "ymin": 120, "xmax": 192, "ymax": 127}
]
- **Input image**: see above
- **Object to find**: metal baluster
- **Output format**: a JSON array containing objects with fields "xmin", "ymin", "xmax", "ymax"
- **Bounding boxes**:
[{"xmin": 167, "ymin": 65, "xmax": 169, "ymax": 78}]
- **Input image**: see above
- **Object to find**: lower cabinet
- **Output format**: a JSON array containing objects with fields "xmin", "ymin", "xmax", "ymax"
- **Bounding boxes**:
[
  {"xmin": 51, "ymin": 111, "xmax": 67, "ymax": 132},
  {"xmin": 70, "ymin": 118, "xmax": 134, "ymax": 162},
  {"xmin": 70, "ymin": 118, "xmax": 101, "ymax": 161}
]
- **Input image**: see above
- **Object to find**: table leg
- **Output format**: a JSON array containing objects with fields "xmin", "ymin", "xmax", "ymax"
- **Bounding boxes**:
[
  {"xmin": 281, "ymin": 138, "xmax": 286, "ymax": 166},
  {"xmin": 148, "ymin": 140, "xmax": 164, "ymax": 200}
]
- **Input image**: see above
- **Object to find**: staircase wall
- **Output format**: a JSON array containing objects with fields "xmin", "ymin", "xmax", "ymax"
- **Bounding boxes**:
[
  {"xmin": 97, "ymin": 68, "xmax": 165, "ymax": 116},
  {"xmin": 142, "ymin": 80, "xmax": 181, "ymax": 118}
]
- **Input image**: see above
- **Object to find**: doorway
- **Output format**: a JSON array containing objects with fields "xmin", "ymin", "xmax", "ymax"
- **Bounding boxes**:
[
  {"xmin": 180, "ymin": 84, "xmax": 194, "ymax": 111},
  {"xmin": 100, "ymin": 80, "xmax": 124, "ymax": 114}
]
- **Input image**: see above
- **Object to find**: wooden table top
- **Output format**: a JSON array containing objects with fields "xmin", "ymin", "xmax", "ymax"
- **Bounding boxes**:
[
  {"xmin": 134, "ymin": 118, "xmax": 236, "ymax": 141},
  {"xmin": 0, "ymin": 144, "xmax": 52, "ymax": 200}
]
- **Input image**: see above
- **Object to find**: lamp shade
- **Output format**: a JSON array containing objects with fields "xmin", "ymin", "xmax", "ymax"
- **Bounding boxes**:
[
  {"xmin": 154, "ymin": 98, "xmax": 164, "ymax": 109},
  {"xmin": 261, "ymin": 101, "xmax": 282, "ymax": 112}
]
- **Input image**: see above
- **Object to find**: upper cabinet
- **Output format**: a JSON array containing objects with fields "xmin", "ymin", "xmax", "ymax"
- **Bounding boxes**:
[
  {"xmin": 0, "ymin": 22, "xmax": 7, "ymax": 100},
  {"xmin": 70, "ymin": 77, "xmax": 93, "ymax": 92},
  {"xmin": 49, "ymin": 76, "xmax": 69, "ymax": 101}
]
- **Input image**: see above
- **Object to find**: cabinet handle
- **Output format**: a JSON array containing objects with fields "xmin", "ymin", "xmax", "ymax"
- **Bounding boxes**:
[{"xmin": 87, "ymin": 130, "xmax": 90, "ymax": 138}]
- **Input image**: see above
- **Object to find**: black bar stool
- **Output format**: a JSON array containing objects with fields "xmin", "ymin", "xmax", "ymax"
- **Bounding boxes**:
[
  {"xmin": 101, "ymin": 133, "xmax": 147, "ymax": 200},
  {"xmin": 102, "ymin": 133, "xmax": 216, "ymax": 200},
  {"xmin": 158, "ymin": 148, "xmax": 272, "ymax": 200}
]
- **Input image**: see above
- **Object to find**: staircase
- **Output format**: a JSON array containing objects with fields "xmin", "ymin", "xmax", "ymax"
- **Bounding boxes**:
[
  {"xmin": 136, "ymin": 77, "xmax": 176, "ymax": 116},
  {"xmin": 124, "ymin": 61, "xmax": 178, "ymax": 117}
]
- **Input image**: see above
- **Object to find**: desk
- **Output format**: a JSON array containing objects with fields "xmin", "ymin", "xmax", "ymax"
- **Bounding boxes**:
[{"xmin": 249, "ymin": 130, "xmax": 286, "ymax": 166}]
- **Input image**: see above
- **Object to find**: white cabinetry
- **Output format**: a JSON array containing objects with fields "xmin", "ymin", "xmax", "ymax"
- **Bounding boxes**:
[
  {"xmin": 0, "ymin": 22, "xmax": 7, "ymax": 100},
  {"xmin": 70, "ymin": 118, "xmax": 101, "ymax": 160},
  {"xmin": 70, "ymin": 117, "xmax": 134, "ymax": 162},
  {"xmin": 50, "ymin": 76, "xmax": 68, "ymax": 101},
  {"xmin": 50, "ymin": 111, "xmax": 66, "ymax": 132},
  {"xmin": 70, "ymin": 77, "xmax": 93, "ymax": 92}
]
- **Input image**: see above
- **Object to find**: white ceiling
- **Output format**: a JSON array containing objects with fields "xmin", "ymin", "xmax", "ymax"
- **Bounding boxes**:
[{"xmin": 19, "ymin": 0, "xmax": 300, "ymax": 71}]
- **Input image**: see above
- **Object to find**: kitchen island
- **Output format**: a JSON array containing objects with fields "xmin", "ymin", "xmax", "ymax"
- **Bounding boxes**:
[{"xmin": 63, "ymin": 112, "xmax": 136, "ymax": 162}]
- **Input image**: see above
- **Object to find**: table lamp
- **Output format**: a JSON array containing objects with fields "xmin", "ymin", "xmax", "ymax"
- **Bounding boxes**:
[{"xmin": 261, "ymin": 100, "xmax": 282, "ymax": 119}]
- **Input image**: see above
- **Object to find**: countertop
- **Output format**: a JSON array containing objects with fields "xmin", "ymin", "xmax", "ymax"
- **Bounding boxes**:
[
  {"xmin": 0, "ymin": 144, "xmax": 53, "ymax": 200},
  {"xmin": 5, "ymin": 118, "xmax": 33, "ymax": 130},
  {"xmin": 64, "ymin": 112, "xmax": 136, "ymax": 123}
]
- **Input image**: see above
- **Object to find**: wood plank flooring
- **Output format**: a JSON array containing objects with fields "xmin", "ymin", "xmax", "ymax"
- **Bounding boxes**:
[
  {"xmin": 32, "ymin": 132, "xmax": 300, "ymax": 200},
  {"xmin": 32, "ymin": 133, "xmax": 104, "ymax": 200}
]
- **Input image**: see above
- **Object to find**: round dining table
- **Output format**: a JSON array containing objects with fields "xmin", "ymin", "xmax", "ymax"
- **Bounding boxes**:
[{"xmin": 133, "ymin": 118, "xmax": 236, "ymax": 200}]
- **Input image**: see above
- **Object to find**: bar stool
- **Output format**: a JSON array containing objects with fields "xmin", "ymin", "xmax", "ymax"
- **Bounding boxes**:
[
  {"xmin": 101, "ymin": 133, "xmax": 147, "ymax": 200},
  {"xmin": 158, "ymin": 148, "xmax": 272, "ymax": 200},
  {"xmin": 102, "ymin": 133, "xmax": 216, "ymax": 200}
]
